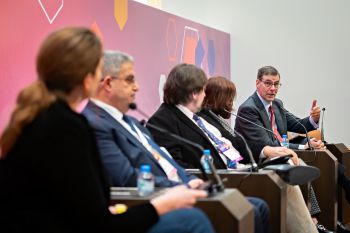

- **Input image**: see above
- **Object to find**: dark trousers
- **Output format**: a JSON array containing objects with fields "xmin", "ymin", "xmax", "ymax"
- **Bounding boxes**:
[
  {"xmin": 247, "ymin": 197, "xmax": 270, "ymax": 233},
  {"xmin": 148, "ymin": 208, "xmax": 215, "ymax": 233}
]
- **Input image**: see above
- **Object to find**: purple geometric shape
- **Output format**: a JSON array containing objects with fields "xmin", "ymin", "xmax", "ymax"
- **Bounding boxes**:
[
  {"xmin": 207, "ymin": 39, "xmax": 215, "ymax": 75},
  {"xmin": 195, "ymin": 38, "xmax": 205, "ymax": 67}
]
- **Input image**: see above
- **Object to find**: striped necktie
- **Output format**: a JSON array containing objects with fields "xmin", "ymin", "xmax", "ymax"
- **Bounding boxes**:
[
  {"xmin": 193, "ymin": 114, "xmax": 236, "ymax": 168},
  {"xmin": 268, "ymin": 105, "xmax": 283, "ymax": 142}
]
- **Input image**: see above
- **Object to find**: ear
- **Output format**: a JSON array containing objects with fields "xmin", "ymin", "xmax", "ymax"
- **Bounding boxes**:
[
  {"xmin": 191, "ymin": 91, "xmax": 198, "ymax": 101},
  {"xmin": 256, "ymin": 79, "xmax": 260, "ymax": 87},
  {"xmin": 100, "ymin": 76, "xmax": 114, "ymax": 91}
]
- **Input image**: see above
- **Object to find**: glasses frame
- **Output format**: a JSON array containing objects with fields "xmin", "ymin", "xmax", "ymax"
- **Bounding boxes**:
[
  {"xmin": 259, "ymin": 79, "xmax": 282, "ymax": 89},
  {"xmin": 109, "ymin": 75, "xmax": 136, "ymax": 85}
]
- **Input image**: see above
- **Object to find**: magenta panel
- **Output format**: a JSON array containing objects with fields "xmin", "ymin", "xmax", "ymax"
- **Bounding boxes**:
[{"xmin": 0, "ymin": 0, "xmax": 230, "ymax": 131}]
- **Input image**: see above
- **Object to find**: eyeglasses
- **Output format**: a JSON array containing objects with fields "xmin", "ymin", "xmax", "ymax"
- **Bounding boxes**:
[
  {"xmin": 110, "ymin": 75, "xmax": 136, "ymax": 85},
  {"xmin": 260, "ymin": 80, "xmax": 282, "ymax": 89}
]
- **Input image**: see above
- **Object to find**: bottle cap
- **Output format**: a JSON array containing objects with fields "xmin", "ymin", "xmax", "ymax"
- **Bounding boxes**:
[
  {"xmin": 203, "ymin": 149, "xmax": 211, "ymax": 155},
  {"xmin": 140, "ymin": 164, "xmax": 151, "ymax": 172},
  {"xmin": 282, "ymin": 134, "xmax": 287, "ymax": 138}
]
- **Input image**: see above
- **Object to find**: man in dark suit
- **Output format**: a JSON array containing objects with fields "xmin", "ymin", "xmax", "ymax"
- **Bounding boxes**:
[
  {"xmin": 148, "ymin": 65, "xmax": 229, "ymax": 169},
  {"xmin": 82, "ymin": 51, "xmax": 203, "ymax": 188},
  {"xmin": 234, "ymin": 66, "xmax": 350, "ymax": 233},
  {"xmin": 234, "ymin": 66, "xmax": 324, "ymax": 162}
]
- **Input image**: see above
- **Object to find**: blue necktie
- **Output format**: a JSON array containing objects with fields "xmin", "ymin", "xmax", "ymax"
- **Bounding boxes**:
[
  {"xmin": 193, "ymin": 114, "xmax": 236, "ymax": 168},
  {"xmin": 122, "ymin": 115, "xmax": 187, "ymax": 182},
  {"xmin": 122, "ymin": 115, "xmax": 137, "ymax": 132}
]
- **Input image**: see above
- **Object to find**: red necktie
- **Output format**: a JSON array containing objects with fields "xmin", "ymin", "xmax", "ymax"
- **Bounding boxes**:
[{"xmin": 269, "ymin": 105, "xmax": 283, "ymax": 142}]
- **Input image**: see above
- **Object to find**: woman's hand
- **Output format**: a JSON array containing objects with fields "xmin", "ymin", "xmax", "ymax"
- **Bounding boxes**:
[{"xmin": 150, "ymin": 185, "xmax": 207, "ymax": 215}]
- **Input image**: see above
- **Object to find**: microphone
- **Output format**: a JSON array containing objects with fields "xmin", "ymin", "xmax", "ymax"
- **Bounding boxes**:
[
  {"xmin": 320, "ymin": 107, "xmax": 326, "ymax": 143},
  {"xmin": 128, "ymin": 103, "xmax": 225, "ymax": 193},
  {"xmin": 223, "ymin": 108, "xmax": 320, "ymax": 185},
  {"xmin": 130, "ymin": 104, "xmax": 205, "ymax": 153},
  {"xmin": 222, "ymin": 109, "xmax": 281, "ymax": 145},
  {"xmin": 204, "ymin": 108, "xmax": 259, "ymax": 172},
  {"xmin": 277, "ymin": 105, "xmax": 313, "ymax": 150},
  {"xmin": 233, "ymin": 130, "xmax": 259, "ymax": 172}
]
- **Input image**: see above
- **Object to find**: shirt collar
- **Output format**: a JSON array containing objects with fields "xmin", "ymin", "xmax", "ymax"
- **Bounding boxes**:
[
  {"xmin": 91, "ymin": 98, "xmax": 123, "ymax": 122},
  {"xmin": 176, "ymin": 104, "xmax": 195, "ymax": 120},
  {"xmin": 256, "ymin": 91, "xmax": 272, "ymax": 113}
]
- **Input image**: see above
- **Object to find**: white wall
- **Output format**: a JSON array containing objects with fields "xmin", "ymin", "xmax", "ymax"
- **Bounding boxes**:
[{"xmin": 139, "ymin": 0, "xmax": 350, "ymax": 146}]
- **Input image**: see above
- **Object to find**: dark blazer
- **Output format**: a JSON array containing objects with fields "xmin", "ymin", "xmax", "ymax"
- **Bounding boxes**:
[
  {"xmin": 147, "ymin": 103, "xmax": 227, "ymax": 169},
  {"xmin": 234, "ymin": 92, "xmax": 316, "ymax": 161},
  {"xmin": 148, "ymin": 105, "xmax": 272, "ymax": 233},
  {"xmin": 198, "ymin": 109, "xmax": 253, "ymax": 164},
  {"xmin": 0, "ymin": 99, "xmax": 158, "ymax": 233},
  {"xmin": 82, "ymin": 100, "xmax": 195, "ymax": 187}
]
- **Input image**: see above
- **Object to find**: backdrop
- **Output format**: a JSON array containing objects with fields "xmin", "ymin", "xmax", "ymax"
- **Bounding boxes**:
[{"xmin": 0, "ymin": 0, "xmax": 230, "ymax": 132}]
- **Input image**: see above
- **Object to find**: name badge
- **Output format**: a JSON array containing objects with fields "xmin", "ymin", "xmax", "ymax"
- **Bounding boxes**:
[
  {"xmin": 158, "ymin": 157, "xmax": 181, "ymax": 182},
  {"xmin": 217, "ymin": 143, "xmax": 243, "ymax": 162}
]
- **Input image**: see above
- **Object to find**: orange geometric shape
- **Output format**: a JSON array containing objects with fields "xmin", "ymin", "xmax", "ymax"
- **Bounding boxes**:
[
  {"xmin": 114, "ymin": 0, "xmax": 128, "ymax": 31},
  {"xmin": 183, "ymin": 37, "xmax": 196, "ymax": 64},
  {"xmin": 166, "ymin": 18, "xmax": 177, "ymax": 62},
  {"xmin": 181, "ymin": 26, "xmax": 199, "ymax": 65},
  {"xmin": 90, "ymin": 21, "xmax": 104, "ymax": 43}
]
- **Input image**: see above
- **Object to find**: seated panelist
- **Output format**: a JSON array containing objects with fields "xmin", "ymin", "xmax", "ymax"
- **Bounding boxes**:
[
  {"xmin": 82, "ymin": 51, "xmax": 203, "ymax": 189},
  {"xmin": 234, "ymin": 66, "xmax": 339, "ymax": 233}
]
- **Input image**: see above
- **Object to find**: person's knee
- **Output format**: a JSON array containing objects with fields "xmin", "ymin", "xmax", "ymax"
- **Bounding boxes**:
[
  {"xmin": 247, "ymin": 197, "xmax": 270, "ymax": 233},
  {"xmin": 247, "ymin": 197, "xmax": 270, "ymax": 217},
  {"xmin": 150, "ymin": 208, "xmax": 213, "ymax": 233},
  {"xmin": 172, "ymin": 208, "xmax": 209, "ymax": 223}
]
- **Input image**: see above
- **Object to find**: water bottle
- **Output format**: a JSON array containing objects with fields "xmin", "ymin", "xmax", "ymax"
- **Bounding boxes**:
[
  {"xmin": 281, "ymin": 134, "xmax": 289, "ymax": 148},
  {"xmin": 137, "ymin": 165, "xmax": 155, "ymax": 196},
  {"xmin": 200, "ymin": 149, "xmax": 213, "ymax": 174}
]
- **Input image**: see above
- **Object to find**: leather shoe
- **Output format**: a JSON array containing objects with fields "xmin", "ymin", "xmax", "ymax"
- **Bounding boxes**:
[
  {"xmin": 316, "ymin": 223, "xmax": 334, "ymax": 233},
  {"xmin": 263, "ymin": 164, "xmax": 320, "ymax": 185},
  {"xmin": 337, "ymin": 221, "xmax": 350, "ymax": 233}
]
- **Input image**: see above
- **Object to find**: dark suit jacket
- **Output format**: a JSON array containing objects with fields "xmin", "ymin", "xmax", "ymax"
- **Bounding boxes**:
[
  {"xmin": 82, "ymin": 101, "xmax": 195, "ymax": 187},
  {"xmin": 0, "ymin": 99, "xmax": 158, "ymax": 233},
  {"xmin": 148, "ymin": 105, "xmax": 270, "ymax": 233},
  {"xmin": 234, "ymin": 92, "xmax": 316, "ymax": 162},
  {"xmin": 147, "ymin": 103, "xmax": 227, "ymax": 169},
  {"xmin": 198, "ymin": 109, "xmax": 253, "ymax": 164}
]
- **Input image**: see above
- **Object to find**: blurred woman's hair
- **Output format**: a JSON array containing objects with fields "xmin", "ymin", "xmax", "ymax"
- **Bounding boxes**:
[{"xmin": 0, "ymin": 27, "xmax": 102, "ymax": 157}]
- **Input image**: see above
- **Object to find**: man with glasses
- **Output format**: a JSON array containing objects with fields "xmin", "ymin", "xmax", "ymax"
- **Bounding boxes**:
[
  {"xmin": 235, "ymin": 66, "xmax": 323, "ymax": 159},
  {"xmin": 234, "ymin": 66, "xmax": 340, "ymax": 233},
  {"xmin": 82, "ymin": 50, "xmax": 206, "ymax": 188}
]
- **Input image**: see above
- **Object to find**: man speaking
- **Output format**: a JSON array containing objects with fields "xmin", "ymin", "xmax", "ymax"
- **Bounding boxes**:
[
  {"xmin": 234, "ymin": 65, "xmax": 350, "ymax": 233},
  {"xmin": 234, "ymin": 65, "xmax": 323, "ymax": 159}
]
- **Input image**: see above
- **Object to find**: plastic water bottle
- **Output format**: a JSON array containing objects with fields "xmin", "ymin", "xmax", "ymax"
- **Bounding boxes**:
[
  {"xmin": 200, "ymin": 149, "xmax": 213, "ymax": 174},
  {"xmin": 137, "ymin": 165, "xmax": 155, "ymax": 196},
  {"xmin": 281, "ymin": 134, "xmax": 289, "ymax": 148}
]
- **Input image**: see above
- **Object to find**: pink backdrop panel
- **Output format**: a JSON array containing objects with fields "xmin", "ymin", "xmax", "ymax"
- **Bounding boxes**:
[{"xmin": 0, "ymin": 0, "xmax": 230, "ymax": 132}]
